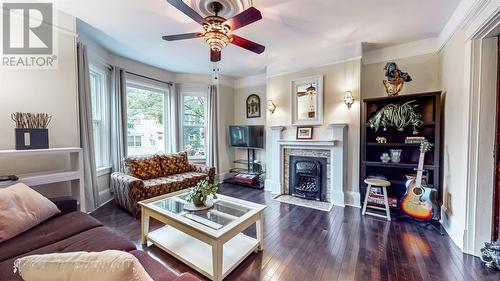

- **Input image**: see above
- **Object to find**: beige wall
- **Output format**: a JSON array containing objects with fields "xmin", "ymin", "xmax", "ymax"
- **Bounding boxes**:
[
  {"xmin": 439, "ymin": 28, "xmax": 469, "ymax": 250},
  {"xmin": 233, "ymin": 85, "xmax": 266, "ymax": 167},
  {"xmin": 361, "ymin": 54, "xmax": 441, "ymax": 98},
  {"xmin": 0, "ymin": 12, "xmax": 78, "ymax": 197},
  {"xmin": 266, "ymin": 59, "xmax": 362, "ymax": 206}
]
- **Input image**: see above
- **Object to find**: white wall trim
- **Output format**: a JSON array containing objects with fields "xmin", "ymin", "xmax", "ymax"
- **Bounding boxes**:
[
  {"xmin": 462, "ymin": 2, "xmax": 500, "ymax": 256},
  {"xmin": 99, "ymin": 189, "xmax": 112, "ymax": 205},
  {"xmin": 362, "ymin": 0, "xmax": 491, "ymax": 65},
  {"xmin": 234, "ymin": 73, "xmax": 267, "ymax": 89},
  {"xmin": 266, "ymin": 56, "xmax": 362, "ymax": 79},
  {"xmin": 362, "ymin": 38, "xmax": 440, "ymax": 65}
]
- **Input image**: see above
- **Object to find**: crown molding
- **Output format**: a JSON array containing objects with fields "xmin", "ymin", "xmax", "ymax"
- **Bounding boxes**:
[
  {"xmin": 362, "ymin": 0, "xmax": 491, "ymax": 65},
  {"xmin": 234, "ymin": 73, "xmax": 267, "ymax": 89}
]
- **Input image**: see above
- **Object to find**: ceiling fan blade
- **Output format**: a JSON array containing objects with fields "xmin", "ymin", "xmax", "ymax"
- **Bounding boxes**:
[
  {"xmin": 162, "ymin": 32, "xmax": 202, "ymax": 41},
  {"xmin": 211, "ymin": 50, "xmax": 221, "ymax": 62},
  {"xmin": 167, "ymin": 0, "xmax": 205, "ymax": 25},
  {"xmin": 224, "ymin": 7, "xmax": 262, "ymax": 31},
  {"xmin": 230, "ymin": 35, "xmax": 265, "ymax": 54}
]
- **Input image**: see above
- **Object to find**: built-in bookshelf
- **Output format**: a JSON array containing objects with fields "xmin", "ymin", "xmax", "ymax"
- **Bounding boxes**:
[
  {"xmin": 0, "ymin": 147, "xmax": 85, "ymax": 211},
  {"xmin": 360, "ymin": 91, "xmax": 442, "ymax": 210}
]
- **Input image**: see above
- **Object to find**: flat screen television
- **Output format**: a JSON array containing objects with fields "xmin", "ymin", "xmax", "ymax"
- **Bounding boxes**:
[{"xmin": 229, "ymin": 125, "xmax": 264, "ymax": 148}]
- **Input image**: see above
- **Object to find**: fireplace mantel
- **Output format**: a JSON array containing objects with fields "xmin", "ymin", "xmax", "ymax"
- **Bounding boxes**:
[
  {"xmin": 278, "ymin": 140, "xmax": 337, "ymax": 147},
  {"xmin": 265, "ymin": 123, "xmax": 349, "ymax": 207}
]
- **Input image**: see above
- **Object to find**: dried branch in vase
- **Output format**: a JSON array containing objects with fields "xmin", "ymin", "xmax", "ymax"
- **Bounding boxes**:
[{"xmin": 11, "ymin": 112, "xmax": 52, "ymax": 129}]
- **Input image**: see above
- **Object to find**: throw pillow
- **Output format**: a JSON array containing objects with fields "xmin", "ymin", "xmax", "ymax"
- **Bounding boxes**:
[
  {"xmin": 0, "ymin": 183, "xmax": 60, "ymax": 242},
  {"xmin": 14, "ymin": 250, "xmax": 154, "ymax": 281},
  {"xmin": 123, "ymin": 155, "xmax": 162, "ymax": 180}
]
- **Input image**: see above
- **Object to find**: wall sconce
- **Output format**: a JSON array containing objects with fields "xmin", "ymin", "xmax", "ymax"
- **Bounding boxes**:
[
  {"xmin": 267, "ymin": 100, "xmax": 277, "ymax": 114},
  {"xmin": 343, "ymin": 91, "xmax": 354, "ymax": 109}
]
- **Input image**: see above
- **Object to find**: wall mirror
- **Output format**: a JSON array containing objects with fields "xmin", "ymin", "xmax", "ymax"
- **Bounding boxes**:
[{"xmin": 291, "ymin": 75, "xmax": 323, "ymax": 126}]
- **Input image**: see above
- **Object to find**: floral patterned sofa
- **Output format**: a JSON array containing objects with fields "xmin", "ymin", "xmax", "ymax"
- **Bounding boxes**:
[{"xmin": 111, "ymin": 152, "xmax": 215, "ymax": 217}]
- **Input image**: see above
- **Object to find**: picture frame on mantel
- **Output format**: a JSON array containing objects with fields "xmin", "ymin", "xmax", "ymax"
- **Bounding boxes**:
[
  {"xmin": 296, "ymin": 126, "xmax": 313, "ymax": 139},
  {"xmin": 291, "ymin": 75, "xmax": 323, "ymax": 126}
]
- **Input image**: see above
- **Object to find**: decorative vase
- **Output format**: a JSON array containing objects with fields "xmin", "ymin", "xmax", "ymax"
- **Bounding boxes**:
[
  {"xmin": 192, "ymin": 196, "xmax": 205, "ymax": 207},
  {"xmin": 390, "ymin": 149, "xmax": 402, "ymax": 163},
  {"xmin": 380, "ymin": 153, "xmax": 391, "ymax": 163}
]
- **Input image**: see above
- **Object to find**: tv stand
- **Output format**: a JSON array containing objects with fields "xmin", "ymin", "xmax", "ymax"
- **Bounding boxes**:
[{"xmin": 225, "ymin": 148, "xmax": 265, "ymax": 189}]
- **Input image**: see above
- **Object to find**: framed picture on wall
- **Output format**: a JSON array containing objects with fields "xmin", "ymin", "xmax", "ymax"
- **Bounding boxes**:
[
  {"xmin": 296, "ymin": 126, "xmax": 313, "ymax": 139},
  {"xmin": 246, "ymin": 94, "xmax": 261, "ymax": 118}
]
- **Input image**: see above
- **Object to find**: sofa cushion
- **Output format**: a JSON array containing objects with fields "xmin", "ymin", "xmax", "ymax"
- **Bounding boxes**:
[
  {"xmin": 129, "ymin": 250, "xmax": 177, "ymax": 281},
  {"xmin": 14, "ymin": 250, "xmax": 154, "ymax": 281},
  {"xmin": 157, "ymin": 152, "xmax": 190, "ymax": 176},
  {"xmin": 142, "ymin": 172, "xmax": 207, "ymax": 195},
  {"xmin": 0, "ymin": 183, "xmax": 60, "ymax": 243},
  {"xmin": 0, "ymin": 226, "xmax": 136, "ymax": 281},
  {"xmin": 124, "ymin": 155, "xmax": 162, "ymax": 180},
  {"xmin": 0, "ymin": 211, "xmax": 102, "ymax": 263}
]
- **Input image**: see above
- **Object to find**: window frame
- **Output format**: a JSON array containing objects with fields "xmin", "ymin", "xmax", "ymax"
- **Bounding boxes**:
[
  {"xmin": 125, "ymin": 81, "xmax": 170, "ymax": 156},
  {"xmin": 179, "ymin": 90, "xmax": 208, "ymax": 161},
  {"xmin": 89, "ymin": 65, "xmax": 111, "ymax": 170}
]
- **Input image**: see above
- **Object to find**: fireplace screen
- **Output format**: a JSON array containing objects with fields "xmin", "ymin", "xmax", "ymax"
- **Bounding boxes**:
[{"xmin": 289, "ymin": 156, "xmax": 327, "ymax": 201}]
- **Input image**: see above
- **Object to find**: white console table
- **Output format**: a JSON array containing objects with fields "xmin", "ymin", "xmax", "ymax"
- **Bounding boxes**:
[{"xmin": 0, "ymin": 147, "xmax": 85, "ymax": 212}]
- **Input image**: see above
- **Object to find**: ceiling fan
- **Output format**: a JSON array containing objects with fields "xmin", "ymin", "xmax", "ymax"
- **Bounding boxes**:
[{"xmin": 163, "ymin": 0, "xmax": 265, "ymax": 62}]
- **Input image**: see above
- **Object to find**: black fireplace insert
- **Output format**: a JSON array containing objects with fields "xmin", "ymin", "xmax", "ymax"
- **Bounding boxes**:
[{"xmin": 289, "ymin": 156, "xmax": 327, "ymax": 201}]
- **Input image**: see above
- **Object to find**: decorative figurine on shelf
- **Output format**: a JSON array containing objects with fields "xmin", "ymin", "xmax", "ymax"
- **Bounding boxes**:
[
  {"xmin": 376, "ymin": 137, "xmax": 387, "ymax": 144},
  {"xmin": 481, "ymin": 240, "xmax": 500, "ymax": 270},
  {"xmin": 367, "ymin": 100, "xmax": 423, "ymax": 134},
  {"xmin": 383, "ymin": 62, "xmax": 412, "ymax": 96},
  {"xmin": 184, "ymin": 178, "xmax": 218, "ymax": 210},
  {"xmin": 380, "ymin": 153, "xmax": 391, "ymax": 163}
]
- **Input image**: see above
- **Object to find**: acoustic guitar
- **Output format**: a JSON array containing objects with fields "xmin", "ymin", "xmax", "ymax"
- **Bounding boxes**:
[{"xmin": 400, "ymin": 141, "xmax": 437, "ymax": 221}]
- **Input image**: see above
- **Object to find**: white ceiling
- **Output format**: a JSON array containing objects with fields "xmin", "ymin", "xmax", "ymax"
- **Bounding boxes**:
[{"xmin": 56, "ymin": 0, "xmax": 461, "ymax": 77}]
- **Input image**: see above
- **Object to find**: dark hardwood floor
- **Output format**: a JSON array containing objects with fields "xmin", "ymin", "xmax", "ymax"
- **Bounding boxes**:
[{"xmin": 92, "ymin": 184, "xmax": 500, "ymax": 281}]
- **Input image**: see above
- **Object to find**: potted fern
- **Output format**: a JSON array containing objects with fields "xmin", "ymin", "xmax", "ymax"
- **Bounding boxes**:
[{"xmin": 186, "ymin": 178, "xmax": 218, "ymax": 207}]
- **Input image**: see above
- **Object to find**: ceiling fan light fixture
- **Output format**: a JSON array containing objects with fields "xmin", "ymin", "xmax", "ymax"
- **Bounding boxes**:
[
  {"xmin": 306, "ymin": 84, "xmax": 317, "ymax": 97},
  {"xmin": 202, "ymin": 17, "xmax": 231, "ymax": 52}
]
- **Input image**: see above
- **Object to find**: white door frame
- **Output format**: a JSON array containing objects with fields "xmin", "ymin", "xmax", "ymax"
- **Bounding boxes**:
[{"xmin": 463, "ymin": 0, "xmax": 500, "ymax": 256}]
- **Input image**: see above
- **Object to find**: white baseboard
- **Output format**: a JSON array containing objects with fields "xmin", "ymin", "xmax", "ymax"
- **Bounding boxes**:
[
  {"xmin": 99, "ymin": 189, "xmax": 112, "ymax": 204},
  {"xmin": 345, "ymin": 191, "xmax": 361, "ymax": 208},
  {"xmin": 217, "ymin": 171, "xmax": 232, "ymax": 181}
]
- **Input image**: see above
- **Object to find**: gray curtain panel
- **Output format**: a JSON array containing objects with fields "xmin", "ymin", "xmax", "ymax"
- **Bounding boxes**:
[
  {"xmin": 76, "ymin": 42, "xmax": 100, "ymax": 211},
  {"xmin": 110, "ymin": 67, "xmax": 127, "ymax": 173},
  {"xmin": 207, "ymin": 84, "xmax": 219, "ymax": 173}
]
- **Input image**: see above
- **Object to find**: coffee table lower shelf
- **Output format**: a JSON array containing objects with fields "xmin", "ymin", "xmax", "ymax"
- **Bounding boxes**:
[{"xmin": 147, "ymin": 225, "xmax": 259, "ymax": 280}]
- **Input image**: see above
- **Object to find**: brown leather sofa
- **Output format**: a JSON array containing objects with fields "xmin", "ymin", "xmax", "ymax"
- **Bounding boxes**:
[
  {"xmin": 0, "ymin": 197, "xmax": 201, "ymax": 281},
  {"xmin": 111, "ymin": 152, "xmax": 215, "ymax": 217}
]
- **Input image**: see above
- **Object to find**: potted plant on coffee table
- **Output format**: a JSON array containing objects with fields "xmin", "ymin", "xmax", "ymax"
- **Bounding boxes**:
[{"xmin": 185, "ymin": 178, "xmax": 218, "ymax": 209}]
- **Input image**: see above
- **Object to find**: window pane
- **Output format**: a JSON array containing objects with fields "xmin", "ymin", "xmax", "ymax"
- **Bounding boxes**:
[
  {"xmin": 183, "ymin": 126, "xmax": 205, "ymax": 159},
  {"xmin": 89, "ymin": 70, "xmax": 104, "ymax": 168},
  {"xmin": 127, "ymin": 85, "xmax": 165, "ymax": 155},
  {"xmin": 183, "ymin": 96, "xmax": 205, "ymax": 126}
]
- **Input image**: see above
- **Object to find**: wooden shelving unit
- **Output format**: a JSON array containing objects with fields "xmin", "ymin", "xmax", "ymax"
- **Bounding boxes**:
[
  {"xmin": 360, "ymin": 91, "xmax": 442, "ymax": 210},
  {"xmin": 0, "ymin": 147, "xmax": 85, "ymax": 212}
]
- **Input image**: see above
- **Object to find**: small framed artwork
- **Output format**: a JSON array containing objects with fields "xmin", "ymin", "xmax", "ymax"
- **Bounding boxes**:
[
  {"xmin": 246, "ymin": 94, "xmax": 261, "ymax": 118},
  {"xmin": 296, "ymin": 126, "xmax": 313, "ymax": 139}
]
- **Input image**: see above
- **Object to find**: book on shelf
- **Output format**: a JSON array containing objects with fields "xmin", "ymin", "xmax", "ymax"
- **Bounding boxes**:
[
  {"xmin": 367, "ymin": 193, "xmax": 398, "ymax": 207},
  {"xmin": 405, "ymin": 136, "xmax": 427, "ymax": 144}
]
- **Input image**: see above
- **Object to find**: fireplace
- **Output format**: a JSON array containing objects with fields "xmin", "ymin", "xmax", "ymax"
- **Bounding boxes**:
[{"xmin": 289, "ymin": 156, "xmax": 327, "ymax": 201}]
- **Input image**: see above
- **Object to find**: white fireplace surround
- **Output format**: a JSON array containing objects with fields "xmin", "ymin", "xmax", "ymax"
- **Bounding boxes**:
[{"xmin": 265, "ymin": 124, "xmax": 349, "ymax": 207}]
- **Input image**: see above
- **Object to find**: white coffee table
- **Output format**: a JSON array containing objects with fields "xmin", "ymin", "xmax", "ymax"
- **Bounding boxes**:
[{"xmin": 139, "ymin": 190, "xmax": 266, "ymax": 281}]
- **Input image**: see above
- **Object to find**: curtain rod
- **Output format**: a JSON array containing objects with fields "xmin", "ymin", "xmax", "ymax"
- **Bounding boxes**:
[{"xmin": 125, "ymin": 71, "xmax": 173, "ymax": 86}]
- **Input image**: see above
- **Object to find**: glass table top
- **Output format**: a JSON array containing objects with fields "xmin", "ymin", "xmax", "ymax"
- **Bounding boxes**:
[{"xmin": 149, "ymin": 194, "xmax": 253, "ymax": 230}]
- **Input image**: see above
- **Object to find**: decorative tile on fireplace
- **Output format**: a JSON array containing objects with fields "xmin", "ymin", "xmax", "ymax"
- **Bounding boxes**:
[{"xmin": 283, "ymin": 148, "xmax": 332, "ymax": 202}]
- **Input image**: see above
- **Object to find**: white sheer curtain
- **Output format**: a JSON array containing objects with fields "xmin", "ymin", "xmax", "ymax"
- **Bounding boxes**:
[
  {"xmin": 76, "ymin": 42, "xmax": 100, "ymax": 211},
  {"xmin": 207, "ymin": 84, "xmax": 219, "ymax": 172},
  {"xmin": 110, "ymin": 67, "xmax": 127, "ymax": 172}
]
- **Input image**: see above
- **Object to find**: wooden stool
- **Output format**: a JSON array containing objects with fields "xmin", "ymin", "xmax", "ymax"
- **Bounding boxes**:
[{"xmin": 362, "ymin": 178, "xmax": 391, "ymax": 221}]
